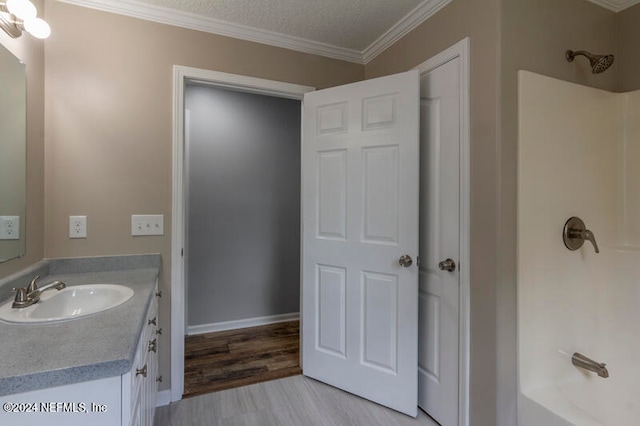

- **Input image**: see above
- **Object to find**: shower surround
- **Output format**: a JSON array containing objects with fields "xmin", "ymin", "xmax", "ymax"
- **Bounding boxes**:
[{"xmin": 517, "ymin": 71, "xmax": 640, "ymax": 426}]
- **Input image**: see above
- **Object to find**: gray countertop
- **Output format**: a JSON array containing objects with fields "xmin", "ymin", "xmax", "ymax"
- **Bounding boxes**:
[{"xmin": 0, "ymin": 255, "xmax": 160, "ymax": 396}]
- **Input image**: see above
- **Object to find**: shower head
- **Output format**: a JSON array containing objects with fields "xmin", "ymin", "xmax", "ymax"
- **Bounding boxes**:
[{"xmin": 566, "ymin": 50, "xmax": 614, "ymax": 74}]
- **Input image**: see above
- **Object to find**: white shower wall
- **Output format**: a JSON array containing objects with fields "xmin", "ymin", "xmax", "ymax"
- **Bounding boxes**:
[{"xmin": 517, "ymin": 71, "xmax": 640, "ymax": 426}]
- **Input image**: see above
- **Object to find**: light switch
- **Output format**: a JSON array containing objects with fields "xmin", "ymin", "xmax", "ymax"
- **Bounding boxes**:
[
  {"xmin": 0, "ymin": 216, "xmax": 20, "ymax": 240},
  {"xmin": 69, "ymin": 215, "xmax": 87, "ymax": 238},
  {"xmin": 132, "ymin": 215, "xmax": 164, "ymax": 236}
]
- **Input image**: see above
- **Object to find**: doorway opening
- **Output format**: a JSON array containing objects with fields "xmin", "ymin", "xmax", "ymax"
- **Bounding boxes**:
[
  {"xmin": 182, "ymin": 83, "xmax": 304, "ymax": 396},
  {"xmin": 171, "ymin": 67, "xmax": 314, "ymax": 402}
]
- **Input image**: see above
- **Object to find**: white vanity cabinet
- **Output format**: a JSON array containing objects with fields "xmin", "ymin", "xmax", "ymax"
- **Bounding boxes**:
[
  {"xmin": 0, "ymin": 285, "xmax": 160, "ymax": 426},
  {"xmin": 122, "ymin": 285, "xmax": 160, "ymax": 426}
]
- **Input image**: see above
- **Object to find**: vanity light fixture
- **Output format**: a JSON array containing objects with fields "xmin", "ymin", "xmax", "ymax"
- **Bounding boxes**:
[{"xmin": 0, "ymin": 0, "xmax": 50, "ymax": 39}]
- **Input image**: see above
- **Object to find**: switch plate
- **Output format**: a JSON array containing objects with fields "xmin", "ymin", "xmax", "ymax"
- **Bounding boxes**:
[
  {"xmin": 132, "ymin": 215, "xmax": 164, "ymax": 236},
  {"xmin": 0, "ymin": 216, "xmax": 20, "ymax": 240},
  {"xmin": 69, "ymin": 215, "xmax": 87, "ymax": 238}
]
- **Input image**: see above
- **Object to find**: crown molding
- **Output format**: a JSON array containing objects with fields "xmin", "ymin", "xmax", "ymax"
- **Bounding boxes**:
[
  {"xmin": 57, "ymin": 0, "xmax": 455, "ymax": 65},
  {"xmin": 584, "ymin": 0, "xmax": 640, "ymax": 12},
  {"xmin": 56, "ymin": 0, "xmax": 363, "ymax": 63},
  {"xmin": 52, "ymin": 0, "xmax": 640, "ymax": 65},
  {"xmin": 362, "ymin": 0, "xmax": 452, "ymax": 64}
]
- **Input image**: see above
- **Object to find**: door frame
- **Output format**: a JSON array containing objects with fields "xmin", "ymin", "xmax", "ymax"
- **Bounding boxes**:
[
  {"xmin": 169, "ymin": 39, "xmax": 470, "ymax": 414},
  {"xmin": 170, "ymin": 65, "xmax": 314, "ymax": 402},
  {"xmin": 412, "ymin": 37, "xmax": 470, "ymax": 426}
]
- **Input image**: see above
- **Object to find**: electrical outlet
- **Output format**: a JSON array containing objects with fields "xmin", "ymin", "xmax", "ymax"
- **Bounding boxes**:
[
  {"xmin": 0, "ymin": 216, "xmax": 20, "ymax": 240},
  {"xmin": 131, "ymin": 215, "xmax": 164, "ymax": 236},
  {"xmin": 69, "ymin": 215, "xmax": 87, "ymax": 238}
]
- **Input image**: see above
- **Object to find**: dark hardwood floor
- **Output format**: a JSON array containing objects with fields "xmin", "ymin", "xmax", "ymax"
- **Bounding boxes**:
[{"xmin": 183, "ymin": 320, "xmax": 301, "ymax": 398}]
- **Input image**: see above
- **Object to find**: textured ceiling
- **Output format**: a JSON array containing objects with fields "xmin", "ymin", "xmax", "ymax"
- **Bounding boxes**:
[{"xmin": 124, "ymin": 0, "xmax": 423, "ymax": 51}]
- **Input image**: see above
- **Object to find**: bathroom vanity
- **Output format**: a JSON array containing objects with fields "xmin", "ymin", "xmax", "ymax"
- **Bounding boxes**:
[{"xmin": 0, "ymin": 255, "xmax": 161, "ymax": 426}]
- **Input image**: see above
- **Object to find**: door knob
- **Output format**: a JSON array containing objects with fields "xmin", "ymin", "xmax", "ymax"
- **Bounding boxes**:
[
  {"xmin": 438, "ymin": 258, "xmax": 456, "ymax": 272},
  {"xmin": 398, "ymin": 255, "xmax": 413, "ymax": 267}
]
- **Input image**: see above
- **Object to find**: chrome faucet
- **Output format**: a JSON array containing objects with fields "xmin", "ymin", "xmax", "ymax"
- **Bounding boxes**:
[
  {"xmin": 571, "ymin": 352, "xmax": 609, "ymax": 378},
  {"xmin": 12, "ymin": 275, "xmax": 66, "ymax": 308}
]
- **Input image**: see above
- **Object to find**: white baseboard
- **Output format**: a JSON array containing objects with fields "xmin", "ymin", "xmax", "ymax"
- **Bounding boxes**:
[
  {"xmin": 187, "ymin": 312, "xmax": 299, "ymax": 335},
  {"xmin": 156, "ymin": 390, "xmax": 172, "ymax": 407}
]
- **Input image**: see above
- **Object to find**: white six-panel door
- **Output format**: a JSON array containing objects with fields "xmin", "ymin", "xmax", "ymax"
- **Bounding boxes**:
[
  {"xmin": 417, "ymin": 57, "xmax": 461, "ymax": 426},
  {"xmin": 302, "ymin": 70, "xmax": 420, "ymax": 417}
]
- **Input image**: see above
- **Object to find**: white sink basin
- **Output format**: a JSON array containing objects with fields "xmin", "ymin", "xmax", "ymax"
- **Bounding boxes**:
[{"xmin": 0, "ymin": 284, "xmax": 134, "ymax": 324}]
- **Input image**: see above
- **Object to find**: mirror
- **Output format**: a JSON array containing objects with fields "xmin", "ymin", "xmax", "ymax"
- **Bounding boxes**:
[{"xmin": 0, "ymin": 43, "xmax": 26, "ymax": 262}]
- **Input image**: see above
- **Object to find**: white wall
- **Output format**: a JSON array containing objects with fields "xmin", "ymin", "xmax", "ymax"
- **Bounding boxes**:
[
  {"xmin": 518, "ymin": 70, "xmax": 619, "ymax": 392},
  {"xmin": 517, "ymin": 71, "xmax": 640, "ymax": 425}
]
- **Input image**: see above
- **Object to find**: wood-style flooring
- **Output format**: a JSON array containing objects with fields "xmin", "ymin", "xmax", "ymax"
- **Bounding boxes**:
[
  {"xmin": 156, "ymin": 375, "xmax": 439, "ymax": 426},
  {"xmin": 184, "ymin": 321, "xmax": 301, "ymax": 398}
]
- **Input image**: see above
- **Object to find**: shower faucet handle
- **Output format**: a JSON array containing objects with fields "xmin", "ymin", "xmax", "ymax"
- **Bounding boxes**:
[
  {"xmin": 582, "ymin": 229, "xmax": 599, "ymax": 253},
  {"xmin": 563, "ymin": 216, "xmax": 600, "ymax": 254}
]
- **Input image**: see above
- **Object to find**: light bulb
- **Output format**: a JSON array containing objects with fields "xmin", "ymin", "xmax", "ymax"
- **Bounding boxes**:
[
  {"xmin": 5, "ymin": 0, "xmax": 37, "ymax": 21},
  {"xmin": 23, "ymin": 17, "xmax": 50, "ymax": 39}
]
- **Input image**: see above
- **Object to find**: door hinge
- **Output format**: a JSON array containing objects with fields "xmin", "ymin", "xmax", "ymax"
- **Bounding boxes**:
[
  {"xmin": 181, "ymin": 248, "xmax": 184, "ymax": 257},
  {"xmin": 417, "ymin": 256, "xmax": 421, "ymax": 267}
]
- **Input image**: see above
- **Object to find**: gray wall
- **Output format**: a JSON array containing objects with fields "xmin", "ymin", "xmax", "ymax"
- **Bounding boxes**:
[{"xmin": 186, "ymin": 85, "xmax": 301, "ymax": 327}]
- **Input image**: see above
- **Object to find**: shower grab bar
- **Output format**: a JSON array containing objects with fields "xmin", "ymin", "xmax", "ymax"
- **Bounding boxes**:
[{"xmin": 571, "ymin": 352, "xmax": 609, "ymax": 378}]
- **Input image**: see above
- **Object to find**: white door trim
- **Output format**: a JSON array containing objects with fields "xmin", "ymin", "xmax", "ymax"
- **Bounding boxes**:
[
  {"xmin": 170, "ymin": 66, "xmax": 314, "ymax": 402},
  {"xmin": 412, "ymin": 37, "xmax": 470, "ymax": 426}
]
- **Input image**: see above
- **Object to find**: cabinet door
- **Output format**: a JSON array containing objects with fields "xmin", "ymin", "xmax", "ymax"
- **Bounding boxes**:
[
  {"xmin": 125, "ymin": 286, "xmax": 159, "ymax": 426},
  {"xmin": 141, "ymin": 287, "xmax": 159, "ymax": 426},
  {"xmin": 147, "ymin": 340, "xmax": 158, "ymax": 425},
  {"xmin": 131, "ymin": 391, "xmax": 142, "ymax": 426}
]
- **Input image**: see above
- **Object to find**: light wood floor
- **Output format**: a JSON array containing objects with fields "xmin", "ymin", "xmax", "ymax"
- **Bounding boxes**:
[
  {"xmin": 184, "ymin": 321, "xmax": 301, "ymax": 397},
  {"xmin": 156, "ymin": 375, "xmax": 439, "ymax": 426}
]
